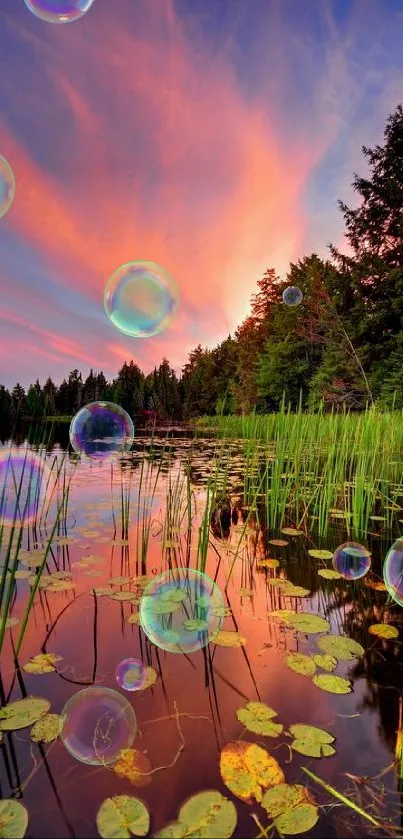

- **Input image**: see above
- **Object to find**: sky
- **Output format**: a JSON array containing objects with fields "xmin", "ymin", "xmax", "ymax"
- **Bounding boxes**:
[{"xmin": 0, "ymin": 0, "xmax": 403, "ymax": 390}]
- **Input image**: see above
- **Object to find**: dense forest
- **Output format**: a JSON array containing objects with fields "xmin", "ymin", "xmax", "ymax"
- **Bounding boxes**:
[{"xmin": 1, "ymin": 105, "xmax": 403, "ymax": 424}]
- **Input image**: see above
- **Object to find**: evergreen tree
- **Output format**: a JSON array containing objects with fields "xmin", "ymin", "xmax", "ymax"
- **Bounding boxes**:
[
  {"xmin": 26, "ymin": 380, "xmax": 44, "ymax": 417},
  {"xmin": 43, "ymin": 376, "xmax": 57, "ymax": 416},
  {"xmin": 0, "ymin": 385, "xmax": 11, "ymax": 423},
  {"xmin": 10, "ymin": 383, "xmax": 27, "ymax": 418}
]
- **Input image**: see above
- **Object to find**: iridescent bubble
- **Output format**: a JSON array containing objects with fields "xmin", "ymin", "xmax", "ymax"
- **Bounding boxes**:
[
  {"xmin": 0, "ymin": 155, "xmax": 15, "ymax": 221},
  {"xmin": 60, "ymin": 686, "xmax": 136, "ymax": 765},
  {"xmin": 383, "ymin": 538, "xmax": 403, "ymax": 606},
  {"xmin": 24, "ymin": 0, "xmax": 96, "ymax": 23},
  {"xmin": 115, "ymin": 658, "xmax": 146, "ymax": 691},
  {"xmin": 282, "ymin": 286, "xmax": 303, "ymax": 306},
  {"xmin": 104, "ymin": 261, "xmax": 179, "ymax": 338},
  {"xmin": 0, "ymin": 447, "xmax": 52, "ymax": 528},
  {"xmin": 139, "ymin": 568, "xmax": 225, "ymax": 654},
  {"xmin": 332, "ymin": 542, "xmax": 371, "ymax": 580},
  {"xmin": 69, "ymin": 401, "xmax": 134, "ymax": 460}
]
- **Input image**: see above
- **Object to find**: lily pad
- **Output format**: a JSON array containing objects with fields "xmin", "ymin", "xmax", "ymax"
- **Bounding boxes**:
[
  {"xmin": 269, "ymin": 539, "xmax": 289, "ymax": 547},
  {"xmin": 257, "ymin": 559, "xmax": 279, "ymax": 569},
  {"xmin": 178, "ymin": 790, "xmax": 237, "ymax": 838},
  {"xmin": 220, "ymin": 741, "xmax": 284, "ymax": 803},
  {"xmin": 286, "ymin": 653, "xmax": 316, "ymax": 677},
  {"xmin": 136, "ymin": 666, "xmax": 158, "ymax": 691},
  {"xmin": 317, "ymin": 569, "xmax": 342, "ymax": 580},
  {"xmin": 154, "ymin": 824, "xmax": 187, "ymax": 838},
  {"xmin": 109, "ymin": 591, "xmax": 138, "ymax": 602},
  {"xmin": 0, "ymin": 697, "xmax": 50, "ymax": 731},
  {"xmin": 22, "ymin": 653, "xmax": 62, "ymax": 675},
  {"xmin": 281, "ymin": 529, "xmax": 304, "ymax": 536},
  {"xmin": 236, "ymin": 702, "xmax": 283, "ymax": 737},
  {"xmin": 261, "ymin": 784, "xmax": 319, "ymax": 836},
  {"xmin": 30, "ymin": 713, "xmax": 62, "ymax": 743},
  {"xmin": 312, "ymin": 674, "xmax": 352, "ymax": 694},
  {"xmin": 160, "ymin": 588, "xmax": 187, "ymax": 603},
  {"xmin": 96, "ymin": 795, "xmax": 150, "ymax": 838},
  {"xmin": 183, "ymin": 619, "xmax": 209, "ymax": 632},
  {"xmin": 312, "ymin": 654, "xmax": 337, "ymax": 672},
  {"xmin": 287, "ymin": 613, "xmax": 330, "ymax": 634},
  {"xmin": 289, "ymin": 724, "xmax": 335, "ymax": 758},
  {"xmin": 308, "ymin": 550, "xmax": 333, "ymax": 560},
  {"xmin": 127, "ymin": 613, "xmax": 141, "ymax": 625},
  {"xmin": 0, "ymin": 799, "xmax": 28, "ymax": 839},
  {"xmin": 316, "ymin": 634, "xmax": 364, "ymax": 661},
  {"xmin": 368, "ymin": 624, "xmax": 399, "ymax": 639},
  {"xmin": 282, "ymin": 585, "xmax": 311, "ymax": 598},
  {"xmin": 267, "ymin": 609, "xmax": 294, "ymax": 621},
  {"xmin": 113, "ymin": 749, "xmax": 152, "ymax": 788},
  {"xmin": 211, "ymin": 631, "xmax": 246, "ymax": 648}
]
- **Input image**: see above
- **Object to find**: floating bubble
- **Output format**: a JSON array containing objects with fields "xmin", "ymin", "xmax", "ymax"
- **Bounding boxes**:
[
  {"xmin": 69, "ymin": 401, "xmax": 134, "ymax": 460},
  {"xmin": 139, "ymin": 568, "xmax": 225, "ymax": 654},
  {"xmin": 24, "ymin": 0, "xmax": 96, "ymax": 23},
  {"xmin": 332, "ymin": 542, "xmax": 371, "ymax": 580},
  {"xmin": 104, "ymin": 261, "xmax": 179, "ymax": 338},
  {"xmin": 115, "ymin": 658, "xmax": 147, "ymax": 691},
  {"xmin": 0, "ymin": 155, "xmax": 15, "ymax": 221},
  {"xmin": 282, "ymin": 286, "xmax": 303, "ymax": 306},
  {"xmin": 383, "ymin": 538, "xmax": 403, "ymax": 606},
  {"xmin": 60, "ymin": 686, "xmax": 136, "ymax": 765},
  {"xmin": 0, "ymin": 447, "xmax": 53, "ymax": 528}
]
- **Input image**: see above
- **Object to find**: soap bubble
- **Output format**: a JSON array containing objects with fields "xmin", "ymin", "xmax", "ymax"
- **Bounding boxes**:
[
  {"xmin": 24, "ymin": 0, "xmax": 96, "ymax": 23},
  {"xmin": 60, "ymin": 686, "xmax": 136, "ymax": 765},
  {"xmin": 0, "ymin": 447, "xmax": 53, "ymax": 528},
  {"xmin": 332, "ymin": 542, "xmax": 371, "ymax": 580},
  {"xmin": 69, "ymin": 401, "xmax": 134, "ymax": 460},
  {"xmin": 104, "ymin": 261, "xmax": 179, "ymax": 338},
  {"xmin": 282, "ymin": 286, "xmax": 303, "ymax": 306},
  {"xmin": 0, "ymin": 155, "xmax": 15, "ymax": 220},
  {"xmin": 139, "ymin": 567, "xmax": 225, "ymax": 654},
  {"xmin": 116, "ymin": 658, "xmax": 147, "ymax": 691},
  {"xmin": 383, "ymin": 538, "xmax": 403, "ymax": 606}
]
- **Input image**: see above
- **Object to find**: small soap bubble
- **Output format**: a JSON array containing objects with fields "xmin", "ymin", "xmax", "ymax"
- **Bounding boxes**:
[
  {"xmin": 0, "ymin": 447, "xmax": 53, "ymax": 528},
  {"xmin": 24, "ymin": 0, "xmax": 96, "ymax": 23},
  {"xmin": 60, "ymin": 686, "xmax": 137, "ymax": 765},
  {"xmin": 69, "ymin": 401, "xmax": 134, "ymax": 460},
  {"xmin": 139, "ymin": 568, "xmax": 225, "ymax": 654},
  {"xmin": 115, "ymin": 658, "xmax": 146, "ymax": 691},
  {"xmin": 383, "ymin": 538, "xmax": 403, "ymax": 606},
  {"xmin": 104, "ymin": 261, "xmax": 179, "ymax": 338},
  {"xmin": 282, "ymin": 286, "xmax": 303, "ymax": 306},
  {"xmin": 0, "ymin": 155, "xmax": 15, "ymax": 220},
  {"xmin": 332, "ymin": 541, "xmax": 371, "ymax": 580}
]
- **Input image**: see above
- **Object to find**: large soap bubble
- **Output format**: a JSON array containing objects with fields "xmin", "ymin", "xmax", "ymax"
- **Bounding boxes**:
[
  {"xmin": 24, "ymin": 0, "xmax": 96, "ymax": 23},
  {"xmin": 282, "ymin": 286, "xmax": 303, "ymax": 306},
  {"xmin": 104, "ymin": 261, "xmax": 179, "ymax": 338},
  {"xmin": 383, "ymin": 538, "xmax": 403, "ymax": 606},
  {"xmin": 60, "ymin": 686, "xmax": 137, "ymax": 765},
  {"xmin": 0, "ymin": 447, "xmax": 53, "ymax": 528},
  {"xmin": 0, "ymin": 155, "xmax": 15, "ymax": 221},
  {"xmin": 116, "ymin": 658, "xmax": 146, "ymax": 692},
  {"xmin": 139, "ymin": 568, "xmax": 225, "ymax": 653},
  {"xmin": 69, "ymin": 401, "xmax": 134, "ymax": 460},
  {"xmin": 332, "ymin": 541, "xmax": 371, "ymax": 580}
]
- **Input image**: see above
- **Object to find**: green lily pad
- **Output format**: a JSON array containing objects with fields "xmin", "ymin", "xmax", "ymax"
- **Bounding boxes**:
[
  {"xmin": 160, "ymin": 588, "xmax": 187, "ymax": 603},
  {"xmin": 0, "ymin": 799, "xmax": 28, "ymax": 839},
  {"xmin": 261, "ymin": 784, "xmax": 319, "ymax": 835},
  {"xmin": 286, "ymin": 654, "xmax": 316, "ymax": 677},
  {"xmin": 312, "ymin": 674, "xmax": 352, "ymax": 694},
  {"xmin": 183, "ymin": 619, "xmax": 209, "ymax": 632},
  {"xmin": 316, "ymin": 634, "xmax": 364, "ymax": 661},
  {"xmin": 312, "ymin": 654, "xmax": 337, "ymax": 672},
  {"xmin": 287, "ymin": 613, "xmax": 330, "ymax": 634},
  {"xmin": 154, "ymin": 824, "xmax": 187, "ymax": 838},
  {"xmin": 317, "ymin": 569, "xmax": 343, "ymax": 580},
  {"xmin": 30, "ymin": 713, "xmax": 62, "ymax": 743},
  {"xmin": 282, "ymin": 585, "xmax": 311, "ymax": 598},
  {"xmin": 308, "ymin": 550, "xmax": 333, "ymax": 560},
  {"xmin": 195, "ymin": 595, "xmax": 212, "ymax": 608},
  {"xmin": 236, "ymin": 702, "xmax": 283, "ymax": 737},
  {"xmin": 178, "ymin": 790, "xmax": 237, "ymax": 838},
  {"xmin": 289, "ymin": 724, "xmax": 335, "ymax": 758},
  {"xmin": 0, "ymin": 697, "xmax": 50, "ymax": 731},
  {"xmin": 150, "ymin": 599, "xmax": 182, "ymax": 615},
  {"xmin": 96, "ymin": 795, "xmax": 150, "ymax": 838}
]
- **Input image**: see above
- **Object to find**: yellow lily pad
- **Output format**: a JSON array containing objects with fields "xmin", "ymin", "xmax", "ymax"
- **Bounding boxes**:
[
  {"xmin": 96, "ymin": 795, "xmax": 149, "ymax": 838},
  {"xmin": 316, "ymin": 634, "xmax": 364, "ymax": 661},
  {"xmin": 257, "ymin": 559, "xmax": 279, "ymax": 569},
  {"xmin": 0, "ymin": 697, "xmax": 50, "ymax": 731},
  {"xmin": 286, "ymin": 653, "xmax": 316, "ymax": 677},
  {"xmin": 281, "ymin": 528, "xmax": 304, "ymax": 536},
  {"xmin": 136, "ymin": 666, "xmax": 158, "ymax": 691},
  {"xmin": 312, "ymin": 654, "xmax": 337, "ymax": 672},
  {"xmin": 287, "ymin": 613, "xmax": 330, "ymax": 634},
  {"xmin": 312, "ymin": 674, "xmax": 352, "ymax": 694},
  {"xmin": 211, "ymin": 631, "xmax": 246, "ymax": 648},
  {"xmin": 109, "ymin": 591, "xmax": 137, "ymax": 602},
  {"xmin": 127, "ymin": 613, "xmax": 141, "ymax": 625},
  {"xmin": 318, "ymin": 569, "xmax": 343, "ymax": 580},
  {"xmin": 282, "ymin": 585, "xmax": 311, "ymax": 598},
  {"xmin": 30, "ymin": 713, "xmax": 63, "ymax": 743},
  {"xmin": 236, "ymin": 702, "xmax": 283, "ymax": 737},
  {"xmin": 22, "ymin": 653, "xmax": 62, "ymax": 675},
  {"xmin": 308, "ymin": 550, "xmax": 333, "ymax": 560},
  {"xmin": 220, "ymin": 741, "xmax": 284, "ymax": 803},
  {"xmin": 368, "ymin": 624, "xmax": 399, "ymax": 639},
  {"xmin": 93, "ymin": 587, "xmax": 113, "ymax": 597},
  {"xmin": 107, "ymin": 576, "xmax": 131, "ymax": 585},
  {"xmin": 0, "ymin": 799, "xmax": 28, "ymax": 839},
  {"xmin": 113, "ymin": 749, "xmax": 152, "ymax": 788},
  {"xmin": 267, "ymin": 609, "xmax": 294, "ymax": 621},
  {"xmin": 289, "ymin": 724, "xmax": 335, "ymax": 758},
  {"xmin": 183, "ymin": 619, "xmax": 209, "ymax": 631}
]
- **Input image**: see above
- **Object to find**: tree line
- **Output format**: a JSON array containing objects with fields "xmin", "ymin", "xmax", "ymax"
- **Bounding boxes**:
[{"xmin": 1, "ymin": 104, "xmax": 403, "ymax": 423}]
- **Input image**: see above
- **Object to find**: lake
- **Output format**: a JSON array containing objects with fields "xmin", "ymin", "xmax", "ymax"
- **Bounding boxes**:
[{"xmin": 1, "ymin": 431, "xmax": 403, "ymax": 839}]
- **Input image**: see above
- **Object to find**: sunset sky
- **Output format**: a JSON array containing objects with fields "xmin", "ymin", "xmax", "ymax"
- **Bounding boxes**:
[{"xmin": 0, "ymin": 0, "xmax": 402, "ymax": 389}]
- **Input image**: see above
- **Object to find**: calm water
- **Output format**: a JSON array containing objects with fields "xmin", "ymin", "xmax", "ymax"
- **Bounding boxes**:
[{"xmin": 1, "ymin": 432, "xmax": 403, "ymax": 838}]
